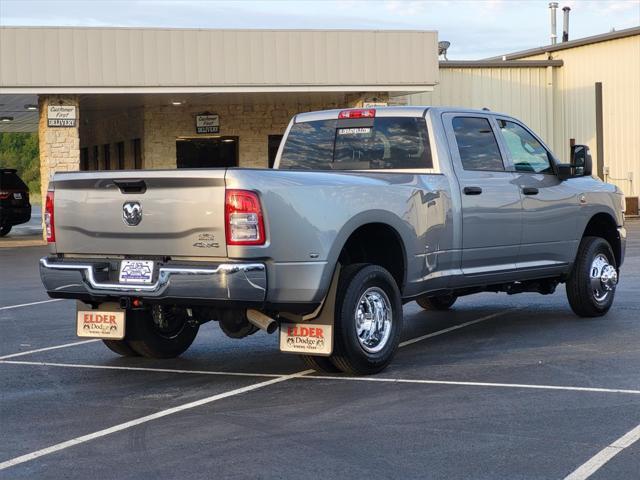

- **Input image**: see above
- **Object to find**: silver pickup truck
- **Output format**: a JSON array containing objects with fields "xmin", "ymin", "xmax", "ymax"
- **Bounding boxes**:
[{"xmin": 40, "ymin": 106, "xmax": 626, "ymax": 374}]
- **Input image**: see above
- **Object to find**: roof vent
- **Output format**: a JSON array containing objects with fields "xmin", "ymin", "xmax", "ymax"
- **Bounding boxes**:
[
  {"xmin": 549, "ymin": 2, "xmax": 559, "ymax": 45},
  {"xmin": 562, "ymin": 6, "xmax": 571, "ymax": 42}
]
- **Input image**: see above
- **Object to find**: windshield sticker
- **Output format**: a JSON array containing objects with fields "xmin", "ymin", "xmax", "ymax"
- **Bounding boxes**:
[{"xmin": 337, "ymin": 127, "xmax": 372, "ymax": 135}]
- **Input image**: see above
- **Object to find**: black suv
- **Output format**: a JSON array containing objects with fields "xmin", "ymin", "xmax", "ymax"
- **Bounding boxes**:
[{"xmin": 0, "ymin": 169, "xmax": 32, "ymax": 237}]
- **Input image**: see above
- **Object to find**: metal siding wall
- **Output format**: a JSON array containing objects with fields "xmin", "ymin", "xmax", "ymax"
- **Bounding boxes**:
[
  {"xmin": 408, "ymin": 34, "xmax": 639, "ymax": 197},
  {"xmin": 0, "ymin": 27, "xmax": 438, "ymax": 88},
  {"xmin": 406, "ymin": 66, "xmax": 553, "ymax": 146},
  {"xmin": 523, "ymin": 35, "xmax": 640, "ymax": 197}
]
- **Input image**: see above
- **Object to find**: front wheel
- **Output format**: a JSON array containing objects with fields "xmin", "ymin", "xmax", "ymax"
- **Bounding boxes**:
[
  {"xmin": 0, "ymin": 225, "xmax": 11, "ymax": 237},
  {"xmin": 329, "ymin": 264, "xmax": 402, "ymax": 375},
  {"xmin": 127, "ymin": 307, "xmax": 199, "ymax": 358},
  {"xmin": 566, "ymin": 236, "xmax": 618, "ymax": 317}
]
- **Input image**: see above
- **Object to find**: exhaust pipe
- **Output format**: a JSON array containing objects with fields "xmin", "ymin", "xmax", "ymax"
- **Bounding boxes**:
[
  {"xmin": 549, "ymin": 2, "xmax": 559, "ymax": 45},
  {"xmin": 246, "ymin": 309, "xmax": 277, "ymax": 334},
  {"xmin": 562, "ymin": 6, "xmax": 571, "ymax": 42}
]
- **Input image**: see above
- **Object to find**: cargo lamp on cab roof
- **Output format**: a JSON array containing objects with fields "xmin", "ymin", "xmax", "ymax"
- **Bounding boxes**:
[{"xmin": 338, "ymin": 109, "xmax": 376, "ymax": 119}]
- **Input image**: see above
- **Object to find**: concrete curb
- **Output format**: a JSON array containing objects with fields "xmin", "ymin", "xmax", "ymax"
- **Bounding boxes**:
[{"xmin": 0, "ymin": 236, "xmax": 46, "ymax": 248}]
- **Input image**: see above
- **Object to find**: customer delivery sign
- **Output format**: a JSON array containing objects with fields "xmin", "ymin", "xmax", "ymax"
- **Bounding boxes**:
[{"xmin": 47, "ymin": 105, "xmax": 77, "ymax": 127}]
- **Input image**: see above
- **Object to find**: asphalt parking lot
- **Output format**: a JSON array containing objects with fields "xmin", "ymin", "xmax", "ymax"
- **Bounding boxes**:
[{"xmin": 1, "ymin": 221, "xmax": 639, "ymax": 479}]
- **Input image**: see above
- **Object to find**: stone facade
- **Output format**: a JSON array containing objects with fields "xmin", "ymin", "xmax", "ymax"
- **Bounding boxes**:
[
  {"xmin": 143, "ymin": 92, "xmax": 390, "ymax": 169},
  {"xmin": 143, "ymin": 100, "xmax": 342, "ymax": 169},
  {"xmin": 75, "ymin": 92, "xmax": 391, "ymax": 171},
  {"xmin": 344, "ymin": 92, "xmax": 390, "ymax": 108},
  {"xmin": 80, "ymin": 107, "xmax": 144, "ymax": 169},
  {"xmin": 38, "ymin": 95, "xmax": 81, "ymax": 200}
]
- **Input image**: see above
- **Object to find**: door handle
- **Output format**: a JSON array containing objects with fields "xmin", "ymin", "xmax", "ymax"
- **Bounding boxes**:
[
  {"xmin": 463, "ymin": 186, "xmax": 483, "ymax": 195},
  {"xmin": 522, "ymin": 187, "xmax": 539, "ymax": 195}
]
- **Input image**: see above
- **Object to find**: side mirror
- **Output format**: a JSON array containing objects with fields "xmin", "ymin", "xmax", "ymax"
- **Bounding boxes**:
[
  {"xmin": 557, "ymin": 163, "xmax": 573, "ymax": 181},
  {"xmin": 570, "ymin": 144, "xmax": 593, "ymax": 177}
]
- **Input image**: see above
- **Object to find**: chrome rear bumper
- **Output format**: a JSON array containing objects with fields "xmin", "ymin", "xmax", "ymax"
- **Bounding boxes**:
[{"xmin": 39, "ymin": 257, "xmax": 266, "ymax": 302}]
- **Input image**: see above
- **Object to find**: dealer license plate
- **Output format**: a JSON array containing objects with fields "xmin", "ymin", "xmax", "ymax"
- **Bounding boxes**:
[
  {"xmin": 118, "ymin": 260, "xmax": 154, "ymax": 284},
  {"xmin": 77, "ymin": 310, "xmax": 125, "ymax": 339}
]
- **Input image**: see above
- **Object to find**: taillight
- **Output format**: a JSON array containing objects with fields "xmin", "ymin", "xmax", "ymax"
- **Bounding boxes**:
[
  {"xmin": 45, "ymin": 191, "xmax": 55, "ymax": 243},
  {"xmin": 225, "ymin": 190, "xmax": 265, "ymax": 246},
  {"xmin": 0, "ymin": 191, "xmax": 10, "ymax": 200},
  {"xmin": 338, "ymin": 109, "xmax": 376, "ymax": 119}
]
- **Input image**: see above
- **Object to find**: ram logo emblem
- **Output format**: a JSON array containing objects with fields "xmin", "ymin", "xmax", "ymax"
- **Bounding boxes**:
[{"xmin": 122, "ymin": 201, "xmax": 143, "ymax": 226}]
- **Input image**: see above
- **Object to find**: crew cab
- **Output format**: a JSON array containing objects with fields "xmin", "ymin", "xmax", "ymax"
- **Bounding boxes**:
[{"xmin": 40, "ymin": 107, "xmax": 626, "ymax": 374}]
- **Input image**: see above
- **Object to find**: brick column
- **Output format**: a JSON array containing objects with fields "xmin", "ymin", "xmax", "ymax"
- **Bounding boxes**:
[{"xmin": 38, "ymin": 95, "xmax": 80, "ymax": 238}]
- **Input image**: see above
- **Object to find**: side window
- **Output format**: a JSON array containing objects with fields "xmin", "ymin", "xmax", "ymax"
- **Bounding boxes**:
[
  {"xmin": 498, "ymin": 120, "xmax": 553, "ymax": 174},
  {"xmin": 452, "ymin": 117, "xmax": 504, "ymax": 171}
]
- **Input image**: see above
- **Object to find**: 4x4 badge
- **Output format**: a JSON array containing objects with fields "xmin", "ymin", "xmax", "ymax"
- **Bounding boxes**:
[{"xmin": 122, "ymin": 201, "xmax": 142, "ymax": 226}]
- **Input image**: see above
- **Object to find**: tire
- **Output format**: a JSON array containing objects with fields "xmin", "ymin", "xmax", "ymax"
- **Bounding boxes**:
[
  {"xmin": 102, "ymin": 339, "xmax": 139, "ymax": 357},
  {"xmin": 299, "ymin": 355, "xmax": 342, "ymax": 373},
  {"xmin": 416, "ymin": 294, "xmax": 457, "ymax": 311},
  {"xmin": 0, "ymin": 225, "xmax": 11, "ymax": 237},
  {"xmin": 127, "ymin": 307, "xmax": 199, "ymax": 358},
  {"xmin": 566, "ymin": 236, "xmax": 618, "ymax": 317},
  {"xmin": 329, "ymin": 264, "xmax": 402, "ymax": 375}
]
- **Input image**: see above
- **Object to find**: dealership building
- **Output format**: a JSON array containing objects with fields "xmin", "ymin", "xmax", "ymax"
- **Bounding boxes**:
[{"xmin": 0, "ymin": 25, "xmax": 638, "ymax": 212}]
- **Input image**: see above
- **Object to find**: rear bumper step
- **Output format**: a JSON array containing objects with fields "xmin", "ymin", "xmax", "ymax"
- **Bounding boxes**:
[{"xmin": 39, "ymin": 257, "xmax": 266, "ymax": 302}]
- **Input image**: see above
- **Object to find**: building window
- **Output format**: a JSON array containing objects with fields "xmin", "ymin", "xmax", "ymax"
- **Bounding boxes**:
[
  {"xmin": 132, "ymin": 138, "xmax": 142, "ymax": 169},
  {"xmin": 176, "ymin": 137, "xmax": 238, "ymax": 169},
  {"xmin": 80, "ymin": 147, "xmax": 89, "ymax": 171},
  {"xmin": 268, "ymin": 135, "xmax": 283, "ymax": 168},
  {"xmin": 103, "ymin": 144, "xmax": 111, "ymax": 170},
  {"xmin": 92, "ymin": 145, "xmax": 99, "ymax": 170},
  {"xmin": 116, "ymin": 142, "xmax": 125, "ymax": 170}
]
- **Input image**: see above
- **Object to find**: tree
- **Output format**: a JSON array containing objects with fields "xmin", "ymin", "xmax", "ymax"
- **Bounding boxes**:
[{"xmin": 0, "ymin": 133, "xmax": 40, "ymax": 195}]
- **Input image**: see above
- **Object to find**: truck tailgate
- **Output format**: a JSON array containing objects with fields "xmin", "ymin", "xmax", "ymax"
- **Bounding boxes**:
[{"xmin": 52, "ymin": 170, "xmax": 227, "ymax": 258}]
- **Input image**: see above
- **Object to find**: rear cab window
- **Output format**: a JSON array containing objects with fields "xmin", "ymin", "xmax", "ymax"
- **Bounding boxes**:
[{"xmin": 279, "ymin": 114, "xmax": 433, "ymax": 171}]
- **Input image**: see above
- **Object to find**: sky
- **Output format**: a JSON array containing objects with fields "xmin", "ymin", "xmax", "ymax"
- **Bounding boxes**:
[{"xmin": 0, "ymin": 0, "xmax": 638, "ymax": 59}]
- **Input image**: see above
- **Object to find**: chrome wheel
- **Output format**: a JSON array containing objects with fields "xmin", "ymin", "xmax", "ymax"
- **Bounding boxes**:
[
  {"xmin": 355, "ymin": 287, "xmax": 392, "ymax": 353},
  {"xmin": 589, "ymin": 253, "xmax": 617, "ymax": 303}
]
